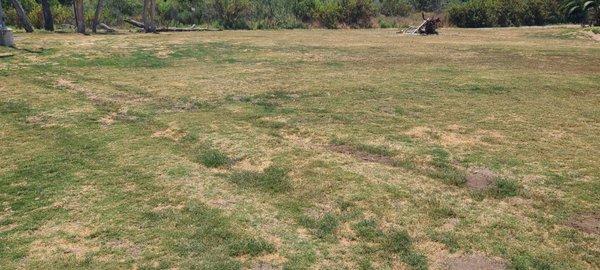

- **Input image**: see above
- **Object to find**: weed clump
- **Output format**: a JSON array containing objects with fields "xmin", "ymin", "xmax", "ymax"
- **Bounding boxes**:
[
  {"xmin": 198, "ymin": 148, "xmax": 230, "ymax": 168},
  {"xmin": 490, "ymin": 178, "xmax": 520, "ymax": 198}
]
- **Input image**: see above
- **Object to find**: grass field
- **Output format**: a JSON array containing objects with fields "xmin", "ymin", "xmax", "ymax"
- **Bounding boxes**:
[{"xmin": 0, "ymin": 26, "xmax": 599, "ymax": 269}]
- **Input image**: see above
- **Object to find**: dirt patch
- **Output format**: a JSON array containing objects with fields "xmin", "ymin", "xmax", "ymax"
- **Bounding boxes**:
[
  {"xmin": 441, "ymin": 218, "xmax": 460, "ymax": 231},
  {"xmin": 152, "ymin": 127, "xmax": 188, "ymax": 141},
  {"xmin": 406, "ymin": 126, "xmax": 434, "ymax": 139},
  {"xmin": 328, "ymin": 144, "xmax": 395, "ymax": 166},
  {"xmin": 56, "ymin": 78, "xmax": 108, "ymax": 106},
  {"xmin": 441, "ymin": 132, "xmax": 479, "ymax": 147},
  {"xmin": 466, "ymin": 168, "xmax": 496, "ymax": 190},
  {"xmin": 444, "ymin": 253, "xmax": 507, "ymax": 270},
  {"xmin": 586, "ymin": 32, "xmax": 600, "ymax": 42},
  {"xmin": 566, "ymin": 212, "xmax": 600, "ymax": 235}
]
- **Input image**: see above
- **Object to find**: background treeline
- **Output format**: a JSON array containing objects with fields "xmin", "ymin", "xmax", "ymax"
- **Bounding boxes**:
[
  {"xmin": 0, "ymin": 0, "xmax": 588, "ymax": 29},
  {"xmin": 446, "ymin": 0, "xmax": 586, "ymax": 27}
]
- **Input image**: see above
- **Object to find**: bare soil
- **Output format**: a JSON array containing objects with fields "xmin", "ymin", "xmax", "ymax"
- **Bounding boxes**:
[
  {"xmin": 466, "ymin": 168, "xmax": 496, "ymax": 190},
  {"xmin": 566, "ymin": 212, "xmax": 600, "ymax": 235},
  {"xmin": 328, "ymin": 144, "xmax": 395, "ymax": 166},
  {"xmin": 445, "ymin": 253, "xmax": 507, "ymax": 270}
]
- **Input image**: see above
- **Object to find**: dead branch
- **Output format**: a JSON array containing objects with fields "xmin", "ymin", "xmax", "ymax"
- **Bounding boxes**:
[
  {"xmin": 123, "ymin": 18, "xmax": 221, "ymax": 32},
  {"xmin": 124, "ymin": 18, "xmax": 145, "ymax": 29},
  {"xmin": 98, "ymin": 23, "xmax": 116, "ymax": 33}
]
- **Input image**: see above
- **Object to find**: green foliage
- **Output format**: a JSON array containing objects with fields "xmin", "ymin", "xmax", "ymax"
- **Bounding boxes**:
[
  {"xmin": 0, "ymin": 0, "xmax": 578, "ymax": 30},
  {"xmin": 448, "ymin": 0, "xmax": 566, "ymax": 27},
  {"xmin": 207, "ymin": 0, "xmax": 253, "ymax": 29},
  {"xmin": 380, "ymin": 0, "xmax": 413, "ymax": 16},
  {"xmin": 564, "ymin": 0, "xmax": 600, "ymax": 25}
]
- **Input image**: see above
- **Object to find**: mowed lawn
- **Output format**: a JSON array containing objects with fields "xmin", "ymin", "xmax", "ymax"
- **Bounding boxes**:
[{"xmin": 0, "ymin": 27, "xmax": 599, "ymax": 269}]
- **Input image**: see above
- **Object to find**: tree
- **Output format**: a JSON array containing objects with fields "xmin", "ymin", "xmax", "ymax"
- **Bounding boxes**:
[
  {"xmin": 10, "ymin": 0, "xmax": 34, "ymax": 32},
  {"xmin": 40, "ymin": 0, "xmax": 54, "ymax": 31},
  {"xmin": 565, "ymin": 0, "xmax": 600, "ymax": 26},
  {"xmin": 0, "ymin": 1, "xmax": 5, "ymax": 29},
  {"xmin": 73, "ymin": 0, "xmax": 85, "ymax": 33},
  {"xmin": 142, "ymin": 0, "xmax": 157, "ymax": 33},
  {"xmin": 92, "ymin": 0, "xmax": 106, "ymax": 33}
]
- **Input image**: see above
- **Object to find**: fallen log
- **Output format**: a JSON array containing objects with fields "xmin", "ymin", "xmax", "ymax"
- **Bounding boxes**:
[
  {"xmin": 124, "ymin": 18, "xmax": 145, "ymax": 29},
  {"xmin": 98, "ymin": 23, "xmax": 117, "ymax": 33},
  {"xmin": 156, "ymin": 27, "xmax": 221, "ymax": 32},
  {"xmin": 124, "ymin": 18, "xmax": 221, "ymax": 32}
]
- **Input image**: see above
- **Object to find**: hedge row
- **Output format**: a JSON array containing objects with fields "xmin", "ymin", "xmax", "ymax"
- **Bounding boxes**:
[{"xmin": 447, "ymin": 0, "xmax": 567, "ymax": 28}]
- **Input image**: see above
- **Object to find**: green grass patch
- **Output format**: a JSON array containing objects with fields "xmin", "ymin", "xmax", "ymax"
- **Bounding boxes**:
[
  {"xmin": 490, "ymin": 178, "xmax": 520, "ymax": 198},
  {"xmin": 197, "ymin": 148, "xmax": 230, "ymax": 168},
  {"xmin": 228, "ymin": 238, "xmax": 275, "ymax": 256},
  {"xmin": 352, "ymin": 219, "xmax": 383, "ymax": 241},
  {"xmin": 229, "ymin": 165, "xmax": 292, "ymax": 193},
  {"xmin": 428, "ymin": 147, "xmax": 466, "ymax": 186},
  {"xmin": 384, "ymin": 230, "xmax": 428, "ymax": 270},
  {"xmin": 429, "ymin": 231, "xmax": 460, "ymax": 253},
  {"xmin": 299, "ymin": 213, "xmax": 340, "ymax": 239},
  {"xmin": 64, "ymin": 51, "xmax": 168, "ymax": 68}
]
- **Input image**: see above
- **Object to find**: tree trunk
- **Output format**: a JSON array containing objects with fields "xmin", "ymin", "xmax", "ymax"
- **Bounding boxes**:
[
  {"xmin": 92, "ymin": 0, "xmax": 105, "ymax": 33},
  {"xmin": 11, "ymin": 0, "xmax": 34, "ymax": 32},
  {"xmin": 40, "ymin": 0, "xmax": 54, "ymax": 31},
  {"xmin": 0, "ymin": 1, "xmax": 6, "ymax": 29},
  {"xmin": 73, "ymin": 0, "xmax": 85, "ymax": 34},
  {"xmin": 142, "ymin": 0, "xmax": 157, "ymax": 33}
]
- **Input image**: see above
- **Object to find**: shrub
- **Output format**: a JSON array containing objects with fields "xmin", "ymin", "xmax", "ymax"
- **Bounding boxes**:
[
  {"xmin": 340, "ymin": 0, "xmax": 376, "ymax": 27},
  {"xmin": 380, "ymin": 0, "xmax": 413, "ymax": 16},
  {"xmin": 447, "ymin": 0, "xmax": 565, "ymax": 28},
  {"xmin": 314, "ymin": 0, "xmax": 342, "ymax": 28},
  {"xmin": 206, "ymin": 0, "xmax": 253, "ymax": 29}
]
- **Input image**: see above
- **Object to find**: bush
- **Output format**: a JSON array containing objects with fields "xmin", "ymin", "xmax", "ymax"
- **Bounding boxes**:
[
  {"xmin": 207, "ymin": 0, "xmax": 253, "ymax": 29},
  {"xmin": 447, "ymin": 0, "xmax": 565, "ymax": 28},
  {"xmin": 340, "ymin": 0, "xmax": 376, "ymax": 27},
  {"xmin": 314, "ymin": 0, "xmax": 342, "ymax": 28},
  {"xmin": 380, "ymin": 0, "xmax": 413, "ymax": 16}
]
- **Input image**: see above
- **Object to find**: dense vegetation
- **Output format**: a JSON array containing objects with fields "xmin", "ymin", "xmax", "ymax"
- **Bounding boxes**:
[
  {"xmin": 446, "ymin": 0, "xmax": 594, "ymax": 27},
  {"xmin": 0, "ymin": 0, "xmax": 593, "ymax": 30}
]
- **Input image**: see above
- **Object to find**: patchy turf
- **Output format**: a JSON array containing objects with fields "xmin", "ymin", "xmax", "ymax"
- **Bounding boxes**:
[{"xmin": 0, "ymin": 26, "xmax": 599, "ymax": 269}]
